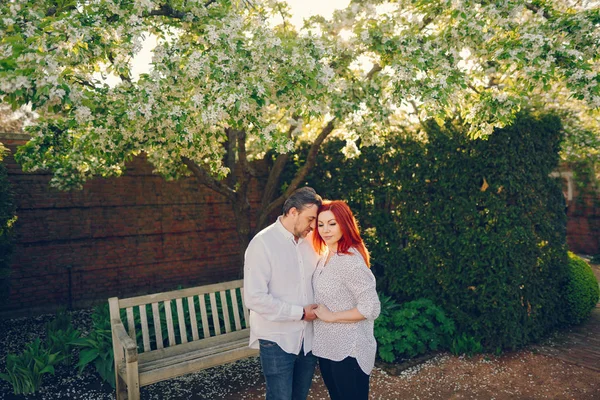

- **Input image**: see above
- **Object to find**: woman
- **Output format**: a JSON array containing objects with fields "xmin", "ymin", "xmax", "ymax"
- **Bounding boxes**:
[{"xmin": 311, "ymin": 200, "xmax": 381, "ymax": 400}]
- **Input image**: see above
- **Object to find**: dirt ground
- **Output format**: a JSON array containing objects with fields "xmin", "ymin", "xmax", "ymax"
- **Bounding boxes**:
[
  {"xmin": 2, "ymin": 348, "xmax": 598, "ymax": 400},
  {"xmin": 226, "ymin": 351, "xmax": 600, "ymax": 400}
]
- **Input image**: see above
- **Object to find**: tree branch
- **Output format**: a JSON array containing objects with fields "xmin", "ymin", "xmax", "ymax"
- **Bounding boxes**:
[
  {"xmin": 524, "ymin": 3, "xmax": 551, "ymax": 20},
  {"xmin": 467, "ymin": 82, "xmax": 481, "ymax": 94},
  {"xmin": 182, "ymin": 157, "xmax": 235, "ymax": 200},
  {"xmin": 148, "ymin": 1, "xmax": 218, "ymax": 19},
  {"xmin": 108, "ymin": 53, "xmax": 132, "ymax": 84},
  {"xmin": 72, "ymin": 76, "xmax": 97, "ymax": 89},
  {"xmin": 149, "ymin": 4, "xmax": 186, "ymax": 19},
  {"xmin": 236, "ymin": 129, "xmax": 256, "ymax": 178},
  {"xmin": 259, "ymin": 118, "xmax": 336, "ymax": 224},
  {"xmin": 225, "ymin": 128, "xmax": 237, "ymax": 187},
  {"xmin": 409, "ymin": 100, "xmax": 424, "ymax": 127},
  {"xmin": 366, "ymin": 63, "xmax": 382, "ymax": 80},
  {"xmin": 235, "ymin": 129, "xmax": 252, "ymax": 198},
  {"xmin": 255, "ymin": 118, "xmax": 299, "ymax": 229}
]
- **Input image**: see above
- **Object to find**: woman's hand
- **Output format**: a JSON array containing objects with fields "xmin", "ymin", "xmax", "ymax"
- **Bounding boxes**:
[{"xmin": 314, "ymin": 304, "xmax": 337, "ymax": 322}]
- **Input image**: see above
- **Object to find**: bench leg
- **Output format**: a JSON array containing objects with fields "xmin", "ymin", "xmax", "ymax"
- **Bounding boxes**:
[
  {"xmin": 126, "ymin": 360, "xmax": 140, "ymax": 400},
  {"xmin": 115, "ymin": 367, "xmax": 127, "ymax": 400}
]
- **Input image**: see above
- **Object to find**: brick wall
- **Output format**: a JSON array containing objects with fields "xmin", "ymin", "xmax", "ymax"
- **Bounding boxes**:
[
  {"xmin": 1, "ymin": 141, "xmax": 264, "ymax": 317},
  {"xmin": 566, "ymin": 194, "xmax": 600, "ymax": 255}
]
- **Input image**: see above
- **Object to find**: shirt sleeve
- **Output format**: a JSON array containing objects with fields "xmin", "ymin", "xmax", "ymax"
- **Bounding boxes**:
[
  {"xmin": 342, "ymin": 254, "xmax": 381, "ymax": 321},
  {"xmin": 243, "ymin": 237, "xmax": 304, "ymax": 322}
]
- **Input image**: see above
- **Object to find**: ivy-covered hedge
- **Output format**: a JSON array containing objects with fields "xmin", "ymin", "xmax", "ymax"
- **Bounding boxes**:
[
  {"xmin": 288, "ymin": 112, "xmax": 569, "ymax": 352},
  {"xmin": 564, "ymin": 252, "xmax": 599, "ymax": 325}
]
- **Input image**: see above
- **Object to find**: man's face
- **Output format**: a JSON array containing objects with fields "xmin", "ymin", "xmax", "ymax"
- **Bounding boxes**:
[{"xmin": 292, "ymin": 204, "xmax": 318, "ymax": 239}]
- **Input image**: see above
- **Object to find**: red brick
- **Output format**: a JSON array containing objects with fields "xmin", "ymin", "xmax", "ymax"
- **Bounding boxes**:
[{"xmin": 1, "ymin": 145, "xmax": 265, "ymax": 316}]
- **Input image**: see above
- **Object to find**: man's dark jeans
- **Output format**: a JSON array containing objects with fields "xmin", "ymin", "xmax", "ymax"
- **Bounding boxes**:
[{"xmin": 258, "ymin": 339, "xmax": 317, "ymax": 400}]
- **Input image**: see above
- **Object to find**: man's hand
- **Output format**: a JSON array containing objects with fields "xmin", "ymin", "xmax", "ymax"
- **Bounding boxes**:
[{"xmin": 302, "ymin": 304, "xmax": 319, "ymax": 321}]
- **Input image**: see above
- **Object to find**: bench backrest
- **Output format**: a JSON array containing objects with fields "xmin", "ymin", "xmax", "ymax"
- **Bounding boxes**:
[{"xmin": 109, "ymin": 280, "xmax": 249, "ymax": 354}]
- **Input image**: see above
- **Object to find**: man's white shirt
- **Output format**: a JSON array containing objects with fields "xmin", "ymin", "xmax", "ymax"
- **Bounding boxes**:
[{"xmin": 243, "ymin": 217, "xmax": 319, "ymax": 355}]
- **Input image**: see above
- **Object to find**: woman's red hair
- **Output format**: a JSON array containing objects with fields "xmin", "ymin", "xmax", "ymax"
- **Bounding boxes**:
[{"xmin": 312, "ymin": 200, "xmax": 370, "ymax": 268}]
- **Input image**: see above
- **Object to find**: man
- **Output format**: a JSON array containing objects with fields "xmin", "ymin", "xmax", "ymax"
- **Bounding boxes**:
[{"xmin": 243, "ymin": 187, "xmax": 323, "ymax": 400}]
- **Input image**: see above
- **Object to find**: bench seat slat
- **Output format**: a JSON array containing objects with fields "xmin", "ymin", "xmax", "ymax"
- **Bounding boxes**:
[
  {"xmin": 151, "ymin": 302, "xmax": 163, "ymax": 350},
  {"xmin": 176, "ymin": 298, "xmax": 188, "ymax": 344},
  {"xmin": 139, "ymin": 346, "xmax": 258, "ymax": 387},
  {"xmin": 187, "ymin": 296, "xmax": 199, "ymax": 341},
  {"xmin": 241, "ymin": 290, "xmax": 250, "ymax": 327},
  {"xmin": 139, "ymin": 338, "xmax": 249, "ymax": 371},
  {"xmin": 119, "ymin": 280, "xmax": 244, "ymax": 309},
  {"xmin": 209, "ymin": 292, "xmax": 221, "ymax": 336},
  {"xmin": 139, "ymin": 305, "xmax": 151, "ymax": 352},
  {"xmin": 231, "ymin": 289, "xmax": 242, "ymax": 331},
  {"xmin": 199, "ymin": 295, "xmax": 210, "ymax": 339},
  {"xmin": 220, "ymin": 290, "xmax": 231, "ymax": 334},
  {"xmin": 138, "ymin": 329, "xmax": 251, "ymax": 364},
  {"xmin": 164, "ymin": 301, "xmax": 176, "ymax": 347}
]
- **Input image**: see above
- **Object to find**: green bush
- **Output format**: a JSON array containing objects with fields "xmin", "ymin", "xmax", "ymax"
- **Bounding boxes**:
[
  {"xmin": 294, "ymin": 112, "xmax": 569, "ymax": 351},
  {"xmin": 46, "ymin": 309, "xmax": 81, "ymax": 366},
  {"xmin": 374, "ymin": 298, "xmax": 455, "ymax": 362},
  {"xmin": 72, "ymin": 304, "xmax": 115, "ymax": 388},
  {"xmin": 450, "ymin": 333, "xmax": 484, "ymax": 357},
  {"xmin": 0, "ymin": 339, "xmax": 59, "ymax": 395},
  {"xmin": 564, "ymin": 252, "xmax": 600, "ymax": 325}
]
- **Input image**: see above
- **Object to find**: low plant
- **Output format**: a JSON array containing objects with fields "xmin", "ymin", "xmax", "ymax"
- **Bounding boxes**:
[
  {"xmin": 375, "ymin": 298, "xmax": 455, "ymax": 362},
  {"xmin": 564, "ymin": 252, "xmax": 600, "ymax": 325},
  {"xmin": 46, "ymin": 310, "xmax": 80, "ymax": 366},
  {"xmin": 378, "ymin": 292, "xmax": 401, "ymax": 320},
  {"xmin": 0, "ymin": 338, "xmax": 59, "ymax": 395},
  {"xmin": 71, "ymin": 304, "xmax": 115, "ymax": 387},
  {"xmin": 449, "ymin": 333, "xmax": 484, "ymax": 357}
]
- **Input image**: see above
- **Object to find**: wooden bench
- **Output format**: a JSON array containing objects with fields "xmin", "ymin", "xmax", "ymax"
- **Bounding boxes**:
[{"xmin": 108, "ymin": 279, "xmax": 257, "ymax": 400}]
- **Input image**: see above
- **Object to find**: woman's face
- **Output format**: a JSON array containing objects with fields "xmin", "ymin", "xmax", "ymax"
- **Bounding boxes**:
[{"xmin": 317, "ymin": 210, "xmax": 343, "ymax": 250}]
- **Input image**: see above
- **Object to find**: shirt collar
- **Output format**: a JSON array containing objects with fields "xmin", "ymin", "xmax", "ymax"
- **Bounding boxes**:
[{"xmin": 275, "ymin": 216, "xmax": 304, "ymax": 244}]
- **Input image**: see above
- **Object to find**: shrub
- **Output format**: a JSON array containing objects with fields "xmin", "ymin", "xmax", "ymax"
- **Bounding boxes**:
[
  {"xmin": 0, "ymin": 339, "xmax": 59, "ymax": 395},
  {"xmin": 374, "ymin": 298, "xmax": 455, "ymax": 362},
  {"xmin": 450, "ymin": 333, "xmax": 484, "ymax": 357},
  {"xmin": 296, "ymin": 112, "xmax": 569, "ymax": 351},
  {"xmin": 46, "ymin": 309, "xmax": 81, "ymax": 366},
  {"xmin": 564, "ymin": 252, "xmax": 600, "ymax": 325},
  {"xmin": 72, "ymin": 304, "xmax": 115, "ymax": 387}
]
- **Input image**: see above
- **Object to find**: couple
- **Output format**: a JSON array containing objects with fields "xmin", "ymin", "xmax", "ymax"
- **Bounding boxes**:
[{"xmin": 243, "ymin": 187, "xmax": 381, "ymax": 400}]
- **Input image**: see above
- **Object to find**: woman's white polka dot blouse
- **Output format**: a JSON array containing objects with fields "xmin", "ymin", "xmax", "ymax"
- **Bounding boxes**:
[{"xmin": 312, "ymin": 247, "xmax": 381, "ymax": 375}]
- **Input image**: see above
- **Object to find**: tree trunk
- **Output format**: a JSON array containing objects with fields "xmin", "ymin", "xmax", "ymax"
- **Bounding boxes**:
[{"xmin": 231, "ymin": 192, "xmax": 252, "ymax": 277}]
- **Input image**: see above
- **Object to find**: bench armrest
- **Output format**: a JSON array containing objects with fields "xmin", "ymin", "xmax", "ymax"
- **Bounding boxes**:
[{"xmin": 111, "ymin": 319, "xmax": 138, "ymax": 363}]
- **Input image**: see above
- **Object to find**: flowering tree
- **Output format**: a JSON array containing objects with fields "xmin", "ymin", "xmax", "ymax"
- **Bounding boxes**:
[{"xmin": 1, "ymin": 0, "xmax": 598, "ymax": 264}]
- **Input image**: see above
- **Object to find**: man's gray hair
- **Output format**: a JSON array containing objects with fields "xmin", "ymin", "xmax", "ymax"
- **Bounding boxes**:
[{"xmin": 282, "ymin": 187, "xmax": 322, "ymax": 215}]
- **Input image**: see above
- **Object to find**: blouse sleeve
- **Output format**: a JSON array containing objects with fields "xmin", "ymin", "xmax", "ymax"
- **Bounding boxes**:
[{"xmin": 340, "ymin": 253, "xmax": 381, "ymax": 321}]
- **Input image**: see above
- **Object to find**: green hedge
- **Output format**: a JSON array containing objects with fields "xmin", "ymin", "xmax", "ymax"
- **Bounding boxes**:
[
  {"xmin": 288, "ymin": 112, "xmax": 569, "ymax": 352},
  {"xmin": 564, "ymin": 252, "xmax": 599, "ymax": 325}
]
